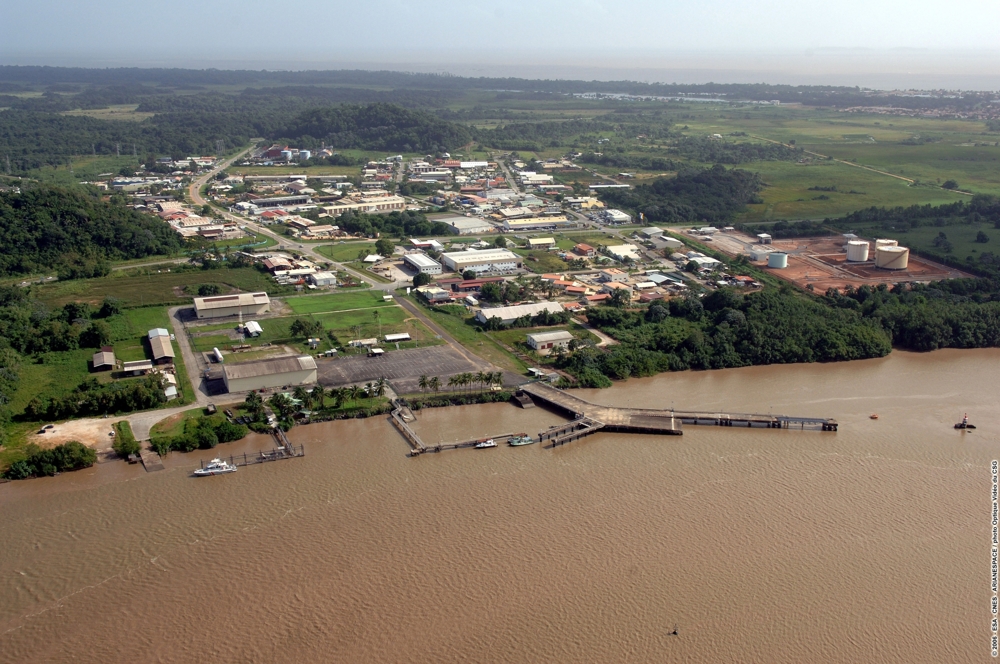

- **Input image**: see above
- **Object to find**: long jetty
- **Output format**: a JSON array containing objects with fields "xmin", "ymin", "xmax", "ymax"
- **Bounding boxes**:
[
  {"xmin": 519, "ymin": 382, "xmax": 837, "ymax": 447},
  {"xmin": 390, "ymin": 383, "xmax": 837, "ymax": 455}
]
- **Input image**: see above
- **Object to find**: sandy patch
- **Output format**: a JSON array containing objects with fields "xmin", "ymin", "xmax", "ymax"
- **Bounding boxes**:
[{"xmin": 27, "ymin": 416, "xmax": 127, "ymax": 453}]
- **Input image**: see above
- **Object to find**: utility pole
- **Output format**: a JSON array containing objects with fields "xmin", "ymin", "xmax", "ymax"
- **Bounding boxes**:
[
  {"xmin": 116, "ymin": 143, "xmax": 120, "ymax": 157},
  {"xmin": 4, "ymin": 154, "xmax": 9, "ymax": 175}
]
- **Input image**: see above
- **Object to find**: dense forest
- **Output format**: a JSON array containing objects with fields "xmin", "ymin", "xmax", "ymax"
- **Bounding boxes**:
[
  {"xmin": 597, "ymin": 165, "xmax": 763, "ymax": 223},
  {"xmin": 671, "ymin": 136, "xmax": 801, "ymax": 164},
  {"xmin": 0, "ymin": 185, "xmax": 182, "ymax": 277},
  {"xmin": 272, "ymin": 104, "xmax": 474, "ymax": 153},
  {"xmin": 333, "ymin": 209, "xmax": 456, "ymax": 238}
]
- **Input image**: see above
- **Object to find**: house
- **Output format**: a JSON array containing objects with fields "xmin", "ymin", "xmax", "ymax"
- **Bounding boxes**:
[
  {"xmin": 599, "ymin": 268, "xmax": 627, "ymax": 282},
  {"xmin": 600, "ymin": 282, "xmax": 632, "ymax": 295},
  {"xmin": 526, "ymin": 330, "xmax": 574, "ymax": 354},
  {"xmin": 474, "ymin": 301, "xmax": 564, "ymax": 326},
  {"xmin": 527, "ymin": 238, "xmax": 556, "ymax": 249},
  {"xmin": 574, "ymin": 243, "xmax": 596, "ymax": 257},
  {"xmin": 92, "ymin": 347, "xmax": 116, "ymax": 372}
]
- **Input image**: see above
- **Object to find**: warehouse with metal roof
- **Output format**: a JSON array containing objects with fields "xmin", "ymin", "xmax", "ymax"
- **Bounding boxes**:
[
  {"xmin": 193, "ymin": 292, "xmax": 271, "ymax": 319},
  {"xmin": 222, "ymin": 355, "xmax": 317, "ymax": 393}
]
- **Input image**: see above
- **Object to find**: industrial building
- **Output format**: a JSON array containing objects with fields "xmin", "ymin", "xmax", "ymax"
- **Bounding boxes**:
[
  {"xmin": 244, "ymin": 321, "xmax": 263, "ymax": 337},
  {"xmin": 440, "ymin": 216, "xmax": 496, "ymax": 235},
  {"xmin": 502, "ymin": 216, "xmax": 572, "ymax": 232},
  {"xmin": 526, "ymin": 330, "xmax": 574, "ymax": 354},
  {"xmin": 308, "ymin": 271, "xmax": 338, "ymax": 287},
  {"xmin": 603, "ymin": 209, "xmax": 632, "ymax": 224},
  {"xmin": 403, "ymin": 253, "xmax": 443, "ymax": 275},
  {"xmin": 527, "ymin": 238, "xmax": 556, "ymax": 249},
  {"xmin": 193, "ymin": 292, "xmax": 271, "ymax": 319},
  {"xmin": 222, "ymin": 355, "xmax": 318, "ymax": 393},
  {"xmin": 606, "ymin": 244, "xmax": 642, "ymax": 261},
  {"xmin": 440, "ymin": 248, "xmax": 522, "ymax": 274},
  {"xmin": 122, "ymin": 359, "xmax": 153, "ymax": 375},
  {"xmin": 474, "ymin": 301, "xmax": 564, "ymax": 326},
  {"xmin": 148, "ymin": 328, "xmax": 175, "ymax": 364}
]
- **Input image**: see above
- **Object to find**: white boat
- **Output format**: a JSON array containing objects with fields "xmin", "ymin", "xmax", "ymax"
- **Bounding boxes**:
[
  {"xmin": 193, "ymin": 458, "xmax": 237, "ymax": 476},
  {"xmin": 474, "ymin": 439, "xmax": 497, "ymax": 449}
]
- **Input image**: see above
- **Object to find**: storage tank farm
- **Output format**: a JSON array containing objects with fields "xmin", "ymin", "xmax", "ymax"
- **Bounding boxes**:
[
  {"xmin": 875, "ymin": 238, "xmax": 898, "ymax": 249},
  {"xmin": 875, "ymin": 245, "xmax": 910, "ymax": 270},
  {"xmin": 846, "ymin": 240, "xmax": 870, "ymax": 262},
  {"xmin": 767, "ymin": 252, "xmax": 789, "ymax": 269}
]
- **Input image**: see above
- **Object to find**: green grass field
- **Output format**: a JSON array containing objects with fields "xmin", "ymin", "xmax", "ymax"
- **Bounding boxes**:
[
  {"xmin": 32, "ymin": 267, "xmax": 289, "ymax": 308},
  {"xmin": 514, "ymin": 249, "xmax": 570, "ymax": 274},
  {"xmin": 847, "ymin": 222, "xmax": 996, "ymax": 266},
  {"xmin": 410, "ymin": 298, "xmax": 527, "ymax": 373},
  {"xmin": 285, "ymin": 291, "xmax": 395, "ymax": 314},
  {"xmin": 315, "ymin": 242, "xmax": 378, "ymax": 262}
]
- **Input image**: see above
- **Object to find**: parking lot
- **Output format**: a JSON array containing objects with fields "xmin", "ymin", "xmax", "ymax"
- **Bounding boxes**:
[{"xmin": 316, "ymin": 345, "xmax": 523, "ymax": 394}]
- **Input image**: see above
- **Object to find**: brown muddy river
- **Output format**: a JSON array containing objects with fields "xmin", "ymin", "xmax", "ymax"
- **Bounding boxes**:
[{"xmin": 0, "ymin": 350, "xmax": 991, "ymax": 662}]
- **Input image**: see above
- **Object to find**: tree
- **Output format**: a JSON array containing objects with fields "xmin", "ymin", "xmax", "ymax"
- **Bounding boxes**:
[
  {"xmin": 375, "ymin": 237, "xmax": 395, "ymax": 257},
  {"xmin": 311, "ymin": 385, "xmax": 326, "ymax": 408},
  {"xmin": 942, "ymin": 180, "xmax": 959, "ymax": 190},
  {"xmin": 429, "ymin": 376, "xmax": 440, "ymax": 392},
  {"xmin": 493, "ymin": 236, "xmax": 507, "ymax": 249},
  {"xmin": 244, "ymin": 391, "xmax": 263, "ymax": 417},
  {"xmin": 413, "ymin": 272, "xmax": 432, "ymax": 287},
  {"xmin": 269, "ymin": 393, "xmax": 295, "ymax": 419},
  {"xmin": 98, "ymin": 297, "xmax": 123, "ymax": 318},
  {"xmin": 349, "ymin": 384, "xmax": 363, "ymax": 405},
  {"xmin": 364, "ymin": 381, "xmax": 375, "ymax": 405},
  {"xmin": 462, "ymin": 270, "xmax": 477, "ymax": 280},
  {"xmin": 418, "ymin": 375, "xmax": 428, "ymax": 392},
  {"xmin": 685, "ymin": 260, "xmax": 700, "ymax": 273},
  {"xmin": 293, "ymin": 386, "xmax": 311, "ymax": 408},
  {"xmin": 197, "ymin": 283, "xmax": 221, "ymax": 296},
  {"xmin": 977, "ymin": 231, "xmax": 990, "ymax": 244},
  {"xmin": 609, "ymin": 288, "xmax": 631, "ymax": 308},
  {"xmin": 374, "ymin": 376, "xmax": 387, "ymax": 398}
]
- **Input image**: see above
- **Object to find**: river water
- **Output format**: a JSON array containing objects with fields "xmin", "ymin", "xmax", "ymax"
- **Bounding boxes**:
[{"xmin": 0, "ymin": 350, "xmax": 991, "ymax": 662}]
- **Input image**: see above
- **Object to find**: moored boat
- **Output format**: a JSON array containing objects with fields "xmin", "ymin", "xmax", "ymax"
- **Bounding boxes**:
[
  {"xmin": 508, "ymin": 434, "xmax": 536, "ymax": 446},
  {"xmin": 193, "ymin": 458, "xmax": 237, "ymax": 476},
  {"xmin": 954, "ymin": 413, "xmax": 976, "ymax": 430},
  {"xmin": 474, "ymin": 439, "xmax": 497, "ymax": 449}
]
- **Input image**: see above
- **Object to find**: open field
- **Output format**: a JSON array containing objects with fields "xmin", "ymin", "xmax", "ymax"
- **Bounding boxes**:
[
  {"xmin": 490, "ymin": 324, "xmax": 600, "ymax": 357},
  {"xmin": 838, "ymin": 221, "xmax": 999, "ymax": 266},
  {"xmin": 316, "ymin": 242, "xmax": 377, "ymax": 262},
  {"xmin": 62, "ymin": 104, "xmax": 155, "ymax": 122},
  {"xmin": 284, "ymin": 291, "xmax": 395, "ymax": 314},
  {"xmin": 410, "ymin": 298, "xmax": 528, "ymax": 373},
  {"xmin": 32, "ymin": 267, "xmax": 289, "ymax": 308},
  {"xmin": 513, "ymin": 249, "xmax": 570, "ymax": 274}
]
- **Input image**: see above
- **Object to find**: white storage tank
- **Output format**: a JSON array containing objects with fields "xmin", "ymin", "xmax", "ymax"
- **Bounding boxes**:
[
  {"xmin": 298, "ymin": 150, "xmax": 311, "ymax": 161},
  {"xmin": 767, "ymin": 252, "xmax": 789, "ymax": 269},
  {"xmin": 875, "ymin": 238, "xmax": 898, "ymax": 249},
  {"xmin": 846, "ymin": 240, "xmax": 870, "ymax": 262},
  {"xmin": 280, "ymin": 150, "xmax": 293, "ymax": 160},
  {"xmin": 875, "ymin": 246, "xmax": 909, "ymax": 270}
]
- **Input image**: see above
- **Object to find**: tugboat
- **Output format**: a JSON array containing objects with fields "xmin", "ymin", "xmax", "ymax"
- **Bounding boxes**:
[
  {"xmin": 193, "ymin": 458, "xmax": 237, "ymax": 476},
  {"xmin": 474, "ymin": 438, "xmax": 497, "ymax": 449},
  {"xmin": 954, "ymin": 413, "xmax": 977, "ymax": 430},
  {"xmin": 508, "ymin": 433, "xmax": 536, "ymax": 446}
]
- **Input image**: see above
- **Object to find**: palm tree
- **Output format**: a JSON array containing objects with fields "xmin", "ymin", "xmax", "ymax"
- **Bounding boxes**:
[
  {"xmin": 269, "ymin": 393, "xmax": 295, "ymax": 419},
  {"xmin": 311, "ymin": 385, "xmax": 326, "ymax": 409},
  {"xmin": 332, "ymin": 387, "xmax": 346, "ymax": 408},
  {"xmin": 418, "ymin": 375, "xmax": 428, "ymax": 393},
  {"xmin": 244, "ymin": 391, "xmax": 263, "ymax": 416},
  {"xmin": 475, "ymin": 371, "xmax": 486, "ymax": 392},
  {"xmin": 373, "ymin": 310, "xmax": 382, "ymax": 341},
  {"xmin": 293, "ymin": 386, "xmax": 311, "ymax": 407},
  {"xmin": 364, "ymin": 381, "xmax": 375, "ymax": 406},
  {"xmin": 448, "ymin": 375, "xmax": 460, "ymax": 392},
  {"xmin": 348, "ymin": 384, "xmax": 363, "ymax": 406},
  {"xmin": 429, "ymin": 376, "xmax": 440, "ymax": 392},
  {"xmin": 374, "ymin": 377, "xmax": 387, "ymax": 399}
]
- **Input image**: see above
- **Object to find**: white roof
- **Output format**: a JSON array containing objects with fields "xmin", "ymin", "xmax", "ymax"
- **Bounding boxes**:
[
  {"xmin": 441, "ymin": 216, "xmax": 494, "ymax": 230},
  {"xmin": 442, "ymin": 248, "xmax": 519, "ymax": 264},
  {"xmin": 528, "ymin": 237, "xmax": 556, "ymax": 245},
  {"xmin": 363, "ymin": 254, "xmax": 383, "ymax": 263},
  {"xmin": 148, "ymin": 328, "xmax": 170, "ymax": 338},
  {"xmin": 384, "ymin": 333, "xmax": 411, "ymax": 342},
  {"xmin": 526, "ymin": 330, "xmax": 574, "ymax": 343},
  {"xmin": 403, "ymin": 253, "xmax": 442, "ymax": 268},
  {"xmin": 475, "ymin": 301, "xmax": 564, "ymax": 322},
  {"xmin": 223, "ymin": 355, "xmax": 317, "ymax": 381},
  {"xmin": 244, "ymin": 321, "xmax": 263, "ymax": 335}
]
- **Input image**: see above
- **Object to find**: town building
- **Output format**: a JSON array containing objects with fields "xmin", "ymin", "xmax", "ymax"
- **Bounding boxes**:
[
  {"xmin": 222, "ymin": 355, "xmax": 318, "ymax": 393},
  {"xmin": 474, "ymin": 301, "xmax": 564, "ymax": 326},
  {"xmin": 403, "ymin": 253, "xmax": 443, "ymax": 275},
  {"xmin": 322, "ymin": 195, "xmax": 406, "ymax": 216},
  {"xmin": 526, "ymin": 330, "xmax": 574, "ymax": 354},
  {"xmin": 607, "ymin": 244, "xmax": 642, "ymax": 261},
  {"xmin": 603, "ymin": 209, "xmax": 632, "ymax": 224},
  {"xmin": 574, "ymin": 243, "xmax": 597, "ymax": 257},
  {"xmin": 244, "ymin": 321, "xmax": 263, "ymax": 337},
  {"xmin": 122, "ymin": 360, "xmax": 153, "ymax": 375},
  {"xmin": 640, "ymin": 227, "xmax": 664, "ymax": 238},
  {"xmin": 440, "ymin": 249, "xmax": 522, "ymax": 274},
  {"xmin": 193, "ymin": 292, "xmax": 271, "ymax": 319},
  {"xmin": 527, "ymin": 238, "xmax": 556, "ymax": 249},
  {"xmin": 308, "ymin": 271, "xmax": 338, "ymax": 287}
]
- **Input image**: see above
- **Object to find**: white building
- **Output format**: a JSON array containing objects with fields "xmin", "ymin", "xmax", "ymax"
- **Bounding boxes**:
[
  {"xmin": 603, "ymin": 209, "xmax": 632, "ymax": 224},
  {"xmin": 222, "ymin": 355, "xmax": 317, "ymax": 393},
  {"xmin": 193, "ymin": 292, "xmax": 271, "ymax": 319},
  {"xmin": 308, "ymin": 271, "xmax": 338, "ymax": 287},
  {"xmin": 502, "ymin": 216, "xmax": 572, "ymax": 232},
  {"xmin": 474, "ymin": 301, "xmax": 564, "ymax": 326},
  {"xmin": 606, "ymin": 244, "xmax": 642, "ymax": 261},
  {"xmin": 526, "ymin": 330, "xmax": 574, "ymax": 354},
  {"xmin": 440, "ymin": 249, "xmax": 522, "ymax": 274},
  {"xmin": 441, "ymin": 216, "xmax": 496, "ymax": 235},
  {"xmin": 403, "ymin": 253, "xmax": 443, "ymax": 275}
]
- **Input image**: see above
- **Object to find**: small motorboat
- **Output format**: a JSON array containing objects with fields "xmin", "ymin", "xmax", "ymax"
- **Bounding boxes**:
[
  {"xmin": 955, "ymin": 413, "xmax": 977, "ymax": 430},
  {"xmin": 474, "ymin": 439, "xmax": 497, "ymax": 449},
  {"xmin": 869, "ymin": 414, "xmax": 879, "ymax": 420},
  {"xmin": 193, "ymin": 458, "xmax": 237, "ymax": 476},
  {"xmin": 508, "ymin": 434, "xmax": 536, "ymax": 446}
]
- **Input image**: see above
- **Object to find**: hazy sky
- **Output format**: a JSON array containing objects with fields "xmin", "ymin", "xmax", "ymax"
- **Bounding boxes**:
[{"xmin": 4, "ymin": 0, "xmax": 1000, "ymax": 87}]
